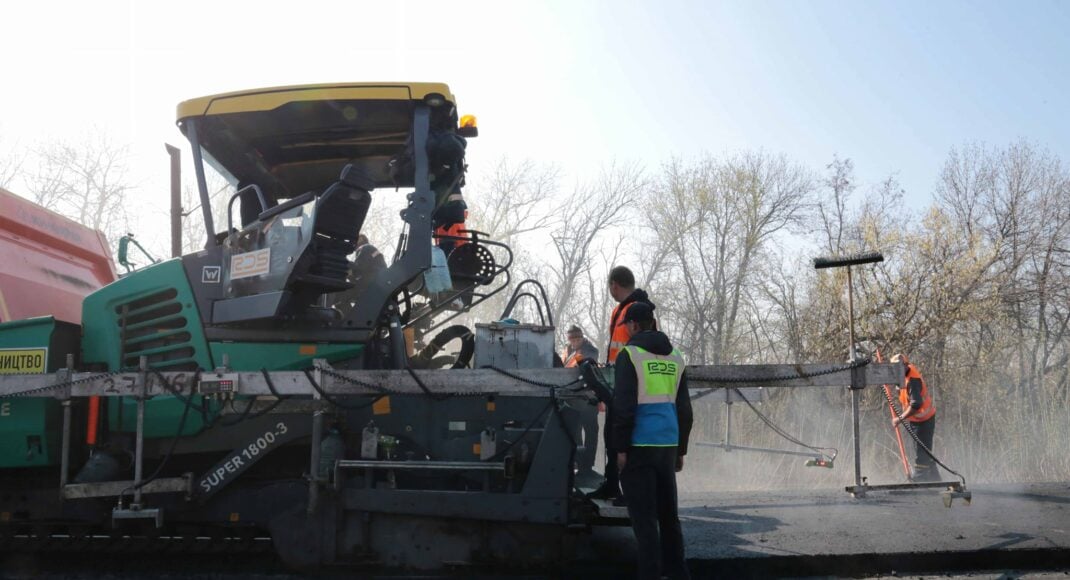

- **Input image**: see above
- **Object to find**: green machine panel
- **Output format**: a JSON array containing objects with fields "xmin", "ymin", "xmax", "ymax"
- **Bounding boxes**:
[
  {"xmin": 81, "ymin": 259, "xmax": 219, "ymax": 438},
  {"xmin": 0, "ymin": 316, "xmax": 80, "ymax": 467},
  {"xmin": 81, "ymin": 259, "xmax": 212, "ymax": 372}
]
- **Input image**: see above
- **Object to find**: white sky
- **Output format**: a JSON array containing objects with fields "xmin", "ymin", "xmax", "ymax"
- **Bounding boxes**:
[{"xmin": 2, "ymin": 0, "xmax": 1068, "ymax": 258}]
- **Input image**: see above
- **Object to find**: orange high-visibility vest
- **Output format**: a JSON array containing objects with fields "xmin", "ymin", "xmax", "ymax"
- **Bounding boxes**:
[
  {"xmin": 899, "ymin": 364, "xmax": 936, "ymax": 422},
  {"xmin": 607, "ymin": 301, "xmax": 638, "ymax": 364},
  {"xmin": 562, "ymin": 349, "xmax": 583, "ymax": 368},
  {"xmin": 434, "ymin": 222, "xmax": 469, "ymax": 244}
]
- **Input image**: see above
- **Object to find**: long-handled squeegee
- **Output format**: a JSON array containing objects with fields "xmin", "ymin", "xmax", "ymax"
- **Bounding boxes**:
[{"xmin": 812, "ymin": 251, "xmax": 884, "ymax": 359}]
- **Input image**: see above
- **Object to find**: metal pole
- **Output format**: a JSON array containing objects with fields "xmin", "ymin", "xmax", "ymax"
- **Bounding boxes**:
[
  {"xmin": 851, "ymin": 384, "xmax": 863, "ymax": 491},
  {"xmin": 185, "ymin": 121, "xmax": 216, "ymax": 249},
  {"xmin": 308, "ymin": 410, "xmax": 324, "ymax": 516},
  {"xmin": 694, "ymin": 442, "xmax": 820, "ymax": 459},
  {"xmin": 846, "ymin": 266, "xmax": 863, "ymax": 491},
  {"xmin": 847, "ymin": 267, "xmax": 856, "ymax": 359},
  {"xmin": 59, "ymin": 354, "xmax": 74, "ymax": 494},
  {"xmin": 165, "ymin": 143, "xmax": 182, "ymax": 258},
  {"xmin": 60, "ymin": 400, "xmax": 71, "ymax": 489},
  {"xmin": 724, "ymin": 400, "xmax": 732, "ymax": 451},
  {"xmin": 813, "ymin": 252, "xmax": 884, "ymax": 496},
  {"xmin": 133, "ymin": 356, "xmax": 148, "ymax": 508}
]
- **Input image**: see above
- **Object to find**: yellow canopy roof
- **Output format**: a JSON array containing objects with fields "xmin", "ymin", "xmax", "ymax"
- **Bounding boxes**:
[
  {"xmin": 175, "ymin": 82, "xmax": 463, "ymax": 199},
  {"xmin": 176, "ymin": 82, "xmax": 456, "ymax": 121}
]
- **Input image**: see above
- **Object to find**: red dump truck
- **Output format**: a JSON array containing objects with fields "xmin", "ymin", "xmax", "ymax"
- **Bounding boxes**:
[{"xmin": 0, "ymin": 187, "xmax": 117, "ymax": 324}]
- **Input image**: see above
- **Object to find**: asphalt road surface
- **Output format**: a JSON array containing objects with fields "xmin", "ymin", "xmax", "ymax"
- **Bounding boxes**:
[
  {"xmin": 6, "ymin": 482, "xmax": 1068, "ymax": 578},
  {"xmin": 586, "ymin": 481, "xmax": 1070, "ymax": 577}
]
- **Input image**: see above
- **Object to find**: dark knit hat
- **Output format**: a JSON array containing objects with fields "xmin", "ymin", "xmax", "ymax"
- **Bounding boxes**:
[{"xmin": 622, "ymin": 302, "xmax": 654, "ymax": 324}]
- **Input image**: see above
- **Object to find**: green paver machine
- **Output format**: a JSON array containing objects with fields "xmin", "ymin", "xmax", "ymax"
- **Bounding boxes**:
[{"xmin": 0, "ymin": 83, "xmax": 624, "ymax": 570}]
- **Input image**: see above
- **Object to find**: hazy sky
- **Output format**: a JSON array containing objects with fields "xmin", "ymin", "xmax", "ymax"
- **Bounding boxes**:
[{"xmin": 1, "ymin": 0, "xmax": 1068, "ymax": 254}]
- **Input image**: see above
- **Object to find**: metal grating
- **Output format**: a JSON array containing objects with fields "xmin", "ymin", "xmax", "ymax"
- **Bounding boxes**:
[{"xmin": 116, "ymin": 289, "xmax": 198, "ymax": 371}]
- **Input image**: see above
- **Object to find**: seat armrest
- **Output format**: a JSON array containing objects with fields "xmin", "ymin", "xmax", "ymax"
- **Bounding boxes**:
[{"xmin": 258, "ymin": 191, "xmax": 316, "ymax": 222}]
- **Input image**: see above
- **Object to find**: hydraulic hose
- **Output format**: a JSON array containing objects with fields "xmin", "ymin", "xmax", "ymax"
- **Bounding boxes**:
[{"xmin": 879, "ymin": 386, "xmax": 966, "ymax": 486}]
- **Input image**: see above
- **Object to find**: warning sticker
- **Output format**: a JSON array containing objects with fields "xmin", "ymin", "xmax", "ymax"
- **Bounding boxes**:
[
  {"xmin": 0, "ymin": 348, "xmax": 48, "ymax": 374},
  {"xmin": 230, "ymin": 248, "xmax": 271, "ymax": 280}
]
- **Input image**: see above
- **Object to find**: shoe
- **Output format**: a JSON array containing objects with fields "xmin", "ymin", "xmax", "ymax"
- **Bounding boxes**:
[
  {"xmin": 586, "ymin": 482, "xmax": 621, "ymax": 500},
  {"xmin": 576, "ymin": 469, "xmax": 602, "ymax": 487},
  {"xmin": 611, "ymin": 496, "xmax": 628, "ymax": 507}
]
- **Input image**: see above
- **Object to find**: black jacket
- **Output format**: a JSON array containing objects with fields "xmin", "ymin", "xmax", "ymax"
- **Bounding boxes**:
[{"xmin": 611, "ymin": 330, "xmax": 693, "ymax": 455}]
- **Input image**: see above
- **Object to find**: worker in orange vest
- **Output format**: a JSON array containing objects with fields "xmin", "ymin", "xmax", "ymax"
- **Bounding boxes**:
[
  {"xmin": 562, "ymin": 325, "xmax": 600, "ymax": 483},
  {"xmin": 562, "ymin": 325, "xmax": 599, "ymax": 368},
  {"xmin": 890, "ymin": 353, "xmax": 939, "ymax": 482},
  {"xmin": 433, "ymin": 209, "xmax": 469, "ymax": 255},
  {"xmin": 589, "ymin": 266, "xmax": 656, "ymax": 503},
  {"xmin": 605, "ymin": 267, "xmax": 656, "ymax": 366}
]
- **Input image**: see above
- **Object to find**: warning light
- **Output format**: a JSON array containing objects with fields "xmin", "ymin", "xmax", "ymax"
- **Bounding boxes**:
[{"xmin": 458, "ymin": 114, "xmax": 478, "ymax": 138}]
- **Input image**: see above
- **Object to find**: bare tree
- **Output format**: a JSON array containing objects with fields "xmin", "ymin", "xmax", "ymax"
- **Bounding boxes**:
[
  {"xmin": 646, "ymin": 152, "xmax": 814, "ymax": 364},
  {"xmin": 24, "ymin": 132, "xmax": 132, "ymax": 246},
  {"xmin": 467, "ymin": 158, "xmax": 559, "ymax": 243},
  {"xmin": 546, "ymin": 162, "xmax": 645, "ymax": 340},
  {"xmin": 0, "ymin": 132, "xmax": 22, "ymax": 190},
  {"xmin": 179, "ymin": 174, "xmax": 234, "ymax": 255},
  {"xmin": 458, "ymin": 158, "xmax": 562, "ymax": 326},
  {"xmin": 817, "ymin": 155, "xmax": 855, "ymax": 254}
]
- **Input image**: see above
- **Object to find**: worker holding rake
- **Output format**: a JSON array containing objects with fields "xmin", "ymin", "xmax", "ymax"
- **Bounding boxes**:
[{"xmin": 890, "ymin": 353, "xmax": 940, "ymax": 482}]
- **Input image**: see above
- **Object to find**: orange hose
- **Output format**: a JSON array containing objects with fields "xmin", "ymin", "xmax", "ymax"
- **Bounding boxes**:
[{"xmin": 86, "ymin": 396, "xmax": 100, "ymax": 446}]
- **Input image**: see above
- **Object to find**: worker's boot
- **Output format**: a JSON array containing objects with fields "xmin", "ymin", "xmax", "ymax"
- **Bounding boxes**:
[
  {"xmin": 913, "ymin": 465, "xmax": 940, "ymax": 482},
  {"xmin": 586, "ymin": 481, "xmax": 621, "ymax": 500},
  {"xmin": 575, "ymin": 468, "xmax": 601, "ymax": 488}
]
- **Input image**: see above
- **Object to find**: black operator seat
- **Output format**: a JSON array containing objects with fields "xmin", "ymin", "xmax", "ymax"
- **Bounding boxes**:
[{"xmin": 267, "ymin": 164, "xmax": 375, "ymax": 294}]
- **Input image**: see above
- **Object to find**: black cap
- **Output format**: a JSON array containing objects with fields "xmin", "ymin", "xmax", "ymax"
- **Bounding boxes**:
[{"xmin": 622, "ymin": 302, "xmax": 655, "ymax": 324}]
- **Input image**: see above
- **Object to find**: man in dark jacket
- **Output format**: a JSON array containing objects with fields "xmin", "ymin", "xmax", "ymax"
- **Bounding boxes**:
[
  {"xmin": 562, "ymin": 325, "xmax": 601, "ymax": 482},
  {"xmin": 331, "ymin": 234, "xmax": 387, "ymax": 317},
  {"xmin": 612, "ymin": 302, "xmax": 693, "ymax": 580},
  {"xmin": 590, "ymin": 266, "xmax": 657, "ymax": 502}
]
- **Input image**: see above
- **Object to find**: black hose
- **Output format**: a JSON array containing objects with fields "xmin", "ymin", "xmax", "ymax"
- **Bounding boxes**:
[
  {"xmin": 405, "ymin": 365, "xmax": 448, "ymax": 401},
  {"xmin": 151, "ymin": 369, "xmax": 210, "ymax": 413},
  {"xmin": 119, "ymin": 370, "xmax": 199, "ymax": 501},
  {"xmin": 881, "ymin": 387, "xmax": 966, "ymax": 485},
  {"xmin": 483, "ymin": 365, "xmax": 585, "ymax": 390},
  {"xmin": 485, "ymin": 400, "xmax": 554, "ymax": 462},
  {"xmin": 302, "ymin": 368, "xmax": 381, "ymax": 410},
  {"xmin": 732, "ymin": 388, "xmax": 839, "ymax": 462},
  {"xmin": 414, "ymin": 325, "xmax": 475, "ymax": 369},
  {"xmin": 219, "ymin": 369, "xmax": 289, "ymax": 427}
]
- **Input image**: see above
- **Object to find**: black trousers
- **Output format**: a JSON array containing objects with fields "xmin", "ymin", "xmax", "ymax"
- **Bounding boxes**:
[
  {"xmin": 601, "ymin": 406, "xmax": 619, "ymax": 490},
  {"xmin": 909, "ymin": 415, "xmax": 939, "ymax": 481},
  {"xmin": 577, "ymin": 404, "xmax": 599, "ymax": 472},
  {"xmin": 566, "ymin": 403, "xmax": 600, "ymax": 473},
  {"xmin": 620, "ymin": 446, "xmax": 690, "ymax": 580}
]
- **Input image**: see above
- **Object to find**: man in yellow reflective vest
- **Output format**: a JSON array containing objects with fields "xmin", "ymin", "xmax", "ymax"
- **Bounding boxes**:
[
  {"xmin": 612, "ymin": 302, "xmax": 693, "ymax": 580},
  {"xmin": 890, "ymin": 353, "xmax": 939, "ymax": 482}
]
